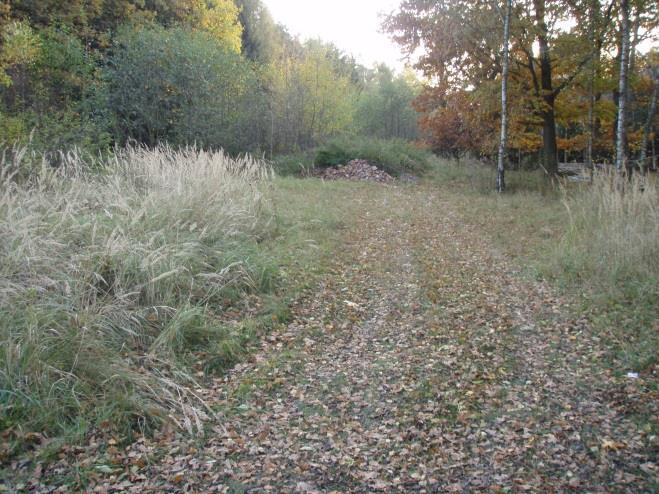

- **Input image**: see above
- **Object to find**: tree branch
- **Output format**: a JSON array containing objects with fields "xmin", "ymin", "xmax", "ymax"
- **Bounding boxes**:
[{"xmin": 552, "ymin": 0, "xmax": 615, "ymax": 97}]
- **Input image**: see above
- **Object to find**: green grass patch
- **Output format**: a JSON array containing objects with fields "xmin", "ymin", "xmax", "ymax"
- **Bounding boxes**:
[{"xmin": 270, "ymin": 149, "xmax": 316, "ymax": 176}]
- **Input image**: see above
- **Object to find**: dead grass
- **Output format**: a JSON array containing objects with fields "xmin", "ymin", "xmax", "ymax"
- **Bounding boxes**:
[
  {"xmin": 551, "ymin": 171, "xmax": 658, "ymax": 371},
  {"xmin": 0, "ymin": 145, "xmax": 274, "ymax": 442}
]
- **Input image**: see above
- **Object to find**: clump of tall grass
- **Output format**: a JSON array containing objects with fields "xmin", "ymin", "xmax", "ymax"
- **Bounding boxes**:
[
  {"xmin": 0, "ymin": 145, "xmax": 274, "ymax": 440},
  {"xmin": 556, "ymin": 171, "xmax": 657, "ymax": 287},
  {"xmin": 551, "ymin": 171, "xmax": 658, "ymax": 369}
]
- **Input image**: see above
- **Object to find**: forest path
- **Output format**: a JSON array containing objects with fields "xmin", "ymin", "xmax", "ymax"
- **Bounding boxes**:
[{"xmin": 45, "ymin": 184, "xmax": 655, "ymax": 492}]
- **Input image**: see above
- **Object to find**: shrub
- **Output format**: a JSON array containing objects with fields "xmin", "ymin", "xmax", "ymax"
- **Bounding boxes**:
[
  {"xmin": 106, "ymin": 26, "xmax": 260, "ymax": 153},
  {"xmin": 0, "ymin": 145, "xmax": 274, "ymax": 439},
  {"xmin": 0, "ymin": 27, "xmax": 111, "ymax": 155},
  {"xmin": 314, "ymin": 136, "xmax": 432, "ymax": 176}
]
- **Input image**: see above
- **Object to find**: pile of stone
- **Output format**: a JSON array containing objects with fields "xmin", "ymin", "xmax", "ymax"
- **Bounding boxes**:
[{"xmin": 315, "ymin": 159, "xmax": 394, "ymax": 183}]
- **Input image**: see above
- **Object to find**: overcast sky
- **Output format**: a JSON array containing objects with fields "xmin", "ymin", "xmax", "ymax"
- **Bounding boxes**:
[{"xmin": 261, "ymin": 0, "xmax": 409, "ymax": 71}]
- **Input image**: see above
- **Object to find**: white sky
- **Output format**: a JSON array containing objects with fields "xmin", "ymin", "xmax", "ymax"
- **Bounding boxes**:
[{"xmin": 261, "ymin": 0, "xmax": 409, "ymax": 71}]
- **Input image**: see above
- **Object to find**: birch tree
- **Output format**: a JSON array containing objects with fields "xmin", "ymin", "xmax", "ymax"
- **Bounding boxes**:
[
  {"xmin": 615, "ymin": 0, "xmax": 631, "ymax": 174},
  {"xmin": 497, "ymin": 0, "xmax": 512, "ymax": 192}
]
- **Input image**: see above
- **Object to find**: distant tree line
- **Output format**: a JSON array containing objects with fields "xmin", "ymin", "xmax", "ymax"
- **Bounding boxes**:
[{"xmin": 0, "ymin": 0, "xmax": 421, "ymax": 156}]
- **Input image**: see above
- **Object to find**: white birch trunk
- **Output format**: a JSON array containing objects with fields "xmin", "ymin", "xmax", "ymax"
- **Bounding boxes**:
[
  {"xmin": 496, "ymin": 0, "xmax": 512, "ymax": 193},
  {"xmin": 615, "ymin": 0, "xmax": 631, "ymax": 174},
  {"xmin": 586, "ymin": 0, "xmax": 599, "ymax": 174}
]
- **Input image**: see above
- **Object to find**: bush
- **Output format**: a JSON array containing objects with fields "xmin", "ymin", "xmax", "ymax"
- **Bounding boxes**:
[
  {"xmin": 106, "ymin": 26, "xmax": 260, "ymax": 153},
  {"xmin": 0, "ymin": 27, "xmax": 111, "ymax": 155},
  {"xmin": 314, "ymin": 136, "xmax": 432, "ymax": 176},
  {"xmin": 0, "ymin": 145, "xmax": 274, "ymax": 439}
]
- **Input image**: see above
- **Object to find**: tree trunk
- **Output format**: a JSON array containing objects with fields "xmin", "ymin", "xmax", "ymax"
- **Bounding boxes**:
[
  {"xmin": 534, "ymin": 0, "xmax": 558, "ymax": 175},
  {"xmin": 586, "ymin": 0, "xmax": 601, "ymax": 176},
  {"xmin": 496, "ymin": 0, "xmax": 512, "ymax": 193},
  {"xmin": 586, "ymin": 64, "xmax": 595, "ymax": 174},
  {"xmin": 541, "ymin": 96, "xmax": 558, "ymax": 174},
  {"xmin": 639, "ymin": 69, "xmax": 658, "ymax": 173},
  {"xmin": 615, "ymin": 0, "xmax": 630, "ymax": 174}
]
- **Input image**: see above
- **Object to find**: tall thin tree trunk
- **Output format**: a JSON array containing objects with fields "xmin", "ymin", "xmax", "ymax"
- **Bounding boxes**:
[
  {"xmin": 639, "ymin": 69, "xmax": 658, "ymax": 173},
  {"xmin": 534, "ymin": 0, "xmax": 559, "ymax": 175},
  {"xmin": 497, "ymin": 0, "xmax": 512, "ymax": 193},
  {"xmin": 541, "ymin": 99, "xmax": 558, "ymax": 173},
  {"xmin": 615, "ymin": 0, "xmax": 631, "ymax": 174},
  {"xmin": 586, "ymin": 0, "xmax": 600, "ymax": 176},
  {"xmin": 586, "ymin": 63, "xmax": 595, "ymax": 173}
]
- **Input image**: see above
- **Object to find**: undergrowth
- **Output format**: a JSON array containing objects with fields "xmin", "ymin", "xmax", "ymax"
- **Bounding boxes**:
[
  {"xmin": 271, "ymin": 136, "xmax": 433, "ymax": 177},
  {"xmin": 0, "ymin": 145, "xmax": 275, "ymax": 447},
  {"xmin": 0, "ymin": 144, "xmax": 377, "ymax": 462},
  {"xmin": 315, "ymin": 136, "xmax": 432, "ymax": 176},
  {"xmin": 551, "ymin": 172, "xmax": 658, "ymax": 372}
]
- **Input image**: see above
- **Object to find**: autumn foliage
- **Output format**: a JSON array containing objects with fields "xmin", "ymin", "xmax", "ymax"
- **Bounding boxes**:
[{"xmin": 386, "ymin": 0, "xmax": 658, "ymax": 168}]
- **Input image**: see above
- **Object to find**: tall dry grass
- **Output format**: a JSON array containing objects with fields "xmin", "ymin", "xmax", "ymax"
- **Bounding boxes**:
[
  {"xmin": 557, "ymin": 171, "xmax": 657, "ymax": 287},
  {"xmin": 0, "ymin": 145, "xmax": 273, "ymax": 438},
  {"xmin": 553, "ymin": 171, "xmax": 658, "ymax": 369}
]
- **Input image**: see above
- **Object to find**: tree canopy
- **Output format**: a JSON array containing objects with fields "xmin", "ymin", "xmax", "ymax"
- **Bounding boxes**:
[{"xmin": 385, "ymin": 0, "xmax": 658, "ymax": 171}]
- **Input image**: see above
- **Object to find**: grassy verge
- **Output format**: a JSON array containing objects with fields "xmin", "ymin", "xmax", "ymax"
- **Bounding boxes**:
[
  {"xmin": 425, "ymin": 158, "xmax": 658, "ymax": 375},
  {"xmin": 0, "ymin": 145, "xmax": 371, "ymax": 460},
  {"xmin": 548, "ymin": 173, "xmax": 657, "ymax": 372}
]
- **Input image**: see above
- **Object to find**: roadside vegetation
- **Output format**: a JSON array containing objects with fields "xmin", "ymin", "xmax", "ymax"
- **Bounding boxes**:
[
  {"xmin": 0, "ymin": 146, "xmax": 271, "ymax": 443},
  {"xmin": 0, "ymin": 143, "xmax": 382, "ymax": 460}
]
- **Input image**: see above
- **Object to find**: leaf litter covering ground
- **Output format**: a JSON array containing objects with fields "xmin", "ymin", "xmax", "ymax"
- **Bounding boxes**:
[
  {"xmin": 312, "ymin": 160, "xmax": 395, "ymax": 183},
  {"xmin": 6, "ymin": 185, "xmax": 656, "ymax": 493}
]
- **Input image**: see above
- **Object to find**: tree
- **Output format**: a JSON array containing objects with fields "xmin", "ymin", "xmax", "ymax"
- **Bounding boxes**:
[
  {"xmin": 267, "ymin": 39, "xmax": 356, "ymax": 152},
  {"xmin": 6, "ymin": 0, "xmax": 243, "ymax": 51},
  {"xmin": 638, "ymin": 64, "xmax": 657, "ymax": 171},
  {"xmin": 0, "ymin": 21, "xmax": 40, "ymax": 87},
  {"xmin": 355, "ymin": 65, "xmax": 420, "ymax": 140},
  {"xmin": 497, "ymin": 0, "xmax": 512, "ymax": 192},
  {"xmin": 235, "ymin": 0, "xmax": 281, "ymax": 62},
  {"xmin": 615, "ymin": 0, "xmax": 631, "ymax": 173},
  {"xmin": 188, "ymin": 0, "xmax": 243, "ymax": 53},
  {"xmin": 106, "ymin": 26, "xmax": 256, "ymax": 151},
  {"xmin": 384, "ymin": 0, "xmax": 616, "ymax": 173},
  {"xmin": 533, "ymin": 0, "xmax": 560, "ymax": 174}
]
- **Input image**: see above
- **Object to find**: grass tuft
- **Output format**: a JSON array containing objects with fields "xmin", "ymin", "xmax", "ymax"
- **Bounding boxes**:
[
  {"xmin": 550, "ymin": 171, "xmax": 658, "ymax": 371},
  {"xmin": 0, "ymin": 145, "xmax": 273, "ymax": 442}
]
